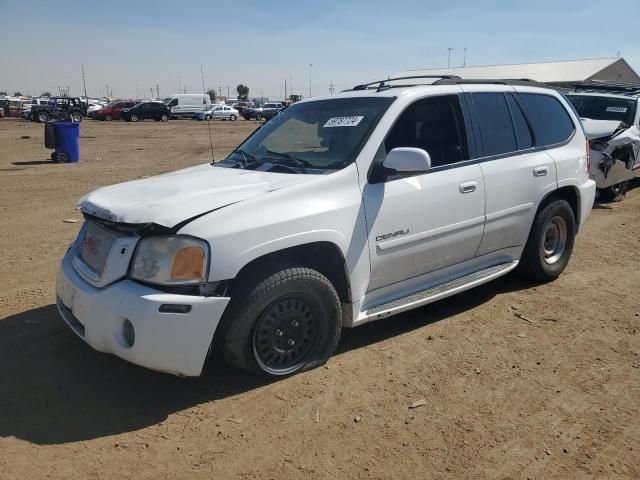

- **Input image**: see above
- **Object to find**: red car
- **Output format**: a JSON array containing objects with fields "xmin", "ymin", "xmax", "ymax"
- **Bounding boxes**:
[{"xmin": 90, "ymin": 100, "xmax": 137, "ymax": 121}]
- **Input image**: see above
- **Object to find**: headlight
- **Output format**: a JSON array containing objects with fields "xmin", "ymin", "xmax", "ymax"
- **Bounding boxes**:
[{"xmin": 129, "ymin": 236, "xmax": 209, "ymax": 285}]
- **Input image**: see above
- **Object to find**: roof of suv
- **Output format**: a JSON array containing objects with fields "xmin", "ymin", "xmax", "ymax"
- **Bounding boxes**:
[
  {"xmin": 568, "ymin": 81, "xmax": 640, "ymax": 99},
  {"xmin": 304, "ymin": 76, "xmax": 560, "ymax": 103}
]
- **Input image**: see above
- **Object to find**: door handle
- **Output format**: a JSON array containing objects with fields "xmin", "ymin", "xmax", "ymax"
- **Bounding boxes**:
[
  {"xmin": 533, "ymin": 166, "xmax": 549, "ymax": 177},
  {"xmin": 459, "ymin": 181, "xmax": 477, "ymax": 194}
]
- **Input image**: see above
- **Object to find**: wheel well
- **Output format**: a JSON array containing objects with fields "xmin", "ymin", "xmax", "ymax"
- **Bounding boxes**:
[
  {"xmin": 230, "ymin": 242, "xmax": 351, "ymax": 303},
  {"xmin": 540, "ymin": 186, "xmax": 579, "ymax": 224}
]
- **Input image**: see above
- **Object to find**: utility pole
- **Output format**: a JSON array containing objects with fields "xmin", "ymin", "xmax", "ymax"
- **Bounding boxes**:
[
  {"xmin": 106, "ymin": 84, "xmax": 109, "ymax": 99},
  {"xmin": 309, "ymin": 63, "xmax": 313, "ymax": 98},
  {"xmin": 227, "ymin": 85, "xmax": 230, "ymax": 100},
  {"xmin": 200, "ymin": 65, "xmax": 206, "ymax": 93},
  {"xmin": 156, "ymin": 84, "xmax": 160, "ymax": 99},
  {"xmin": 329, "ymin": 81, "xmax": 335, "ymax": 94},
  {"xmin": 284, "ymin": 77, "xmax": 287, "ymax": 100},
  {"xmin": 150, "ymin": 87, "xmax": 154, "ymax": 99},
  {"xmin": 463, "ymin": 48, "xmax": 467, "ymax": 67},
  {"xmin": 183, "ymin": 86, "xmax": 186, "ymax": 94},
  {"xmin": 136, "ymin": 80, "xmax": 140, "ymax": 99},
  {"xmin": 447, "ymin": 48, "xmax": 453, "ymax": 68},
  {"xmin": 290, "ymin": 75, "xmax": 293, "ymax": 96},
  {"xmin": 81, "ymin": 64, "xmax": 88, "ymax": 101},
  {"xmin": 218, "ymin": 86, "xmax": 222, "ymax": 99}
]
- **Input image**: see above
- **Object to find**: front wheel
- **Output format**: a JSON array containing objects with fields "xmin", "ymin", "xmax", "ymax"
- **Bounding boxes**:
[
  {"xmin": 160, "ymin": 113, "xmax": 169, "ymax": 122},
  {"xmin": 518, "ymin": 199, "xmax": 575, "ymax": 282},
  {"xmin": 130, "ymin": 114, "xmax": 139, "ymax": 123},
  {"xmin": 256, "ymin": 113, "xmax": 262, "ymax": 121},
  {"xmin": 37, "ymin": 112, "xmax": 49, "ymax": 123},
  {"xmin": 215, "ymin": 266, "xmax": 342, "ymax": 377},
  {"xmin": 205, "ymin": 114, "xmax": 212, "ymax": 121},
  {"xmin": 105, "ymin": 114, "xmax": 113, "ymax": 121},
  {"xmin": 229, "ymin": 114, "xmax": 237, "ymax": 121},
  {"xmin": 70, "ymin": 112, "xmax": 83, "ymax": 123}
]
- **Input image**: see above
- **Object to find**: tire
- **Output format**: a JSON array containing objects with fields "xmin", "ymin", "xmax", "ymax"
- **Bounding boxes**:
[
  {"xmin": 256, "ymin": 112, "xmax": 262, "ymax": 121},
  {"xmin": 70, "ymin": 112, "xmax": 83, "ymax": 123},
  {"xmin": 54, "ymin": 152, "xmax": 70, "ymax": 163},
  {"xmin": 230, "ymin": 114, "xmax": 237, "ymax": 121},
  {"xmin": 105, "ymin": 114, "xmax": 112, "ymax": 121},
  {"xmin": 518, "ymin": 199, "xmax": 576, "ymax": 282},
  {"xmin": 37, "ymin": 112, "xmax": 49, "ymax": 123},
  {"xmin": 130, "ymin": 114, "xmax": 139, "ymax": 123},
  {"xmin": 215, "ymin": 266, "xmax": 342, "ymax": 377},
  {"xmin": 598, "ymin": 182, "xmax": 629, "ymax": 203},
  {"xmin": 205, "ymin": 114, "xmax": 212, "ymax": 121},
  {"xmin": 160, "ymin": 113, "xmax": 169, "ymax": 122}
]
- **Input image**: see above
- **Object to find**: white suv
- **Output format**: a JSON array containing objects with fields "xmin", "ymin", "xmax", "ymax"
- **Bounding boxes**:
[{"xmin": 56, "ymin": 76, "xmax": 596, "ymax": 377}]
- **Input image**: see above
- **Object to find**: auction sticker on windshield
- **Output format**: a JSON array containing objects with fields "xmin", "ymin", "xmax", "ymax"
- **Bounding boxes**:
[
  {"xmin": 323, "ymin": 116, "xmax": 364, "ymax": 128},
  {"xmin": 606, "ymin": 106, "xmax": 628, "ymax": 113}
]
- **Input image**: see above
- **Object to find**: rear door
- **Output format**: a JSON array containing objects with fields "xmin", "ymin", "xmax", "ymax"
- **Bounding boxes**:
[{"xmin": 464, "ymin": 87, "xmax": 558, "ymax": 256}]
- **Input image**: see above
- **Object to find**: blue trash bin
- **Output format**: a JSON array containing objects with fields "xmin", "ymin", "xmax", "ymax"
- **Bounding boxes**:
[{"xmin": 52, "ymin": 122, "xmax": 80, "ymax": 163}]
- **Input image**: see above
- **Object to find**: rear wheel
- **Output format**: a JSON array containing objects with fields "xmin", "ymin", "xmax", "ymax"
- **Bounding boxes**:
[
  {"xmin": 37, "ymin": 112, "xmax": 49, "ymax": 123},
  {"xmin": 598, "ymin": 182, "xmax": 629, "ymax": 203},
  {"xmin": 130, "ymin": 114, "xmax": 139, "ymax": 123},
  {"xmin": 518, "ymin": 199, "xmax": 575, "ymax": 282},
  {"xmin": 205, "ymin": 114, "xmax": 212, "ymax": 121},
  {"xmin": 160, "ymin": 113, "xmax": 169, "ymax": 122},
  {"xmin": 70, "ymin": 111, "xmax": 83, "ymax": 123},
  {"xmin": 105, "ymin": 114, "xmax": 113, "ymax": 121},
  {"xmin": 256, "ymin": 112, "xmax": 262, "ymax": 121},
  {"xmin": 229, "ymin": 114, "xmax": 237, "ymax": 121},
  {"xmin": 215, "ymin": 266, "xmax": 342, "ymax": 377}
]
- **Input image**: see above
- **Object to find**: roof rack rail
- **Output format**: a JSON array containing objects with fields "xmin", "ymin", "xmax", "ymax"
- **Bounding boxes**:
[
  {"xmin": 351, "ymin": 75, "xmax": 461, "ymax": 92},
  {"xmin": 572, "ymin": 80, "xmax": 640, "ymax": 95},
  {"xmin": 433, "ymin": 78, "xmax": 542, "ymax": 86}
]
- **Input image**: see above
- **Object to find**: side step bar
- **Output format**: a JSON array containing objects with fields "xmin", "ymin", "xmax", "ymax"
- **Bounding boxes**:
[{"xmin": 361, "ymin": 261, "xmax": 519, "ymax": 322}]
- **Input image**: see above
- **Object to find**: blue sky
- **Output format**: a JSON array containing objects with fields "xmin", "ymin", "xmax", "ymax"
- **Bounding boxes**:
[{"xmin": 1, "ymin": 0, "xmax": 639, "ymax": 99}]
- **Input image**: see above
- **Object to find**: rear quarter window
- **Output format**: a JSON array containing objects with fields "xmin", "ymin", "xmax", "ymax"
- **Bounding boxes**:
[{"xmin": 518, "ymin": 93, "xmax": 575, "ymax": 147}]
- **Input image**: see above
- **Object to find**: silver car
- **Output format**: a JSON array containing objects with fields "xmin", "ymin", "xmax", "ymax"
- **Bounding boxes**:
[{"xmin": 195, "ymin": 105, "xmax": 239, "ymax": 121}]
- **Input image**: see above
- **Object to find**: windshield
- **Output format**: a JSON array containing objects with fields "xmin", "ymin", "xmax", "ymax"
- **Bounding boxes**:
[
  {"xmin": 567, "ymin": 94, "xmax": 637, "ymax": 125},
  {"xmin": 216, "ymin": 97, "xmax": 395, "ymax": 174}
]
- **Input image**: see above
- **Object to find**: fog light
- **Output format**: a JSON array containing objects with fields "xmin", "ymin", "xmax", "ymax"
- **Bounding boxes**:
[{"xmin": 122, "ymin": 319, "xmax": 135, "ymax": 348}]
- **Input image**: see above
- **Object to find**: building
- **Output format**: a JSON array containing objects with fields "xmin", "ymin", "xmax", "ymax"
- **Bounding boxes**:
[{"xmin": 393, "ymin": 58, "xmax": 640, "ymax": 87}]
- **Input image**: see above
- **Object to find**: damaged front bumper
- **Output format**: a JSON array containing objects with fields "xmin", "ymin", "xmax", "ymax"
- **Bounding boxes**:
[{"xmin": 56, "ymin": 250, "xmax": 230, "ymax": 376}]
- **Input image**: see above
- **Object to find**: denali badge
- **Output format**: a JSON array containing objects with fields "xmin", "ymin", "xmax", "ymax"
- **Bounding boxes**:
[{"xmin": 376, "ymin": 229, "xmax": 409, "ymax": 242}]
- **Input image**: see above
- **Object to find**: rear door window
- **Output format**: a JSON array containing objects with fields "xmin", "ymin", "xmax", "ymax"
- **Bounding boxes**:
[
  {"xmin": 518, "ymin": 93, "xmax": 575, "ymax": 147},
  {"xmin": 472, "ymin": 93, "xmax": 517, "ymax": 157}
]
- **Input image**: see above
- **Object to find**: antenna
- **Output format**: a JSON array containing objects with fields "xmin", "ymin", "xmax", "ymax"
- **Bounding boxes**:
[
  {"xmin": 463, "ymin": 48, "xmax": 467, "ymax": 67},
  {"xmin": 200, "ymin": 65, "xmax": 215, "ymax": 165}
]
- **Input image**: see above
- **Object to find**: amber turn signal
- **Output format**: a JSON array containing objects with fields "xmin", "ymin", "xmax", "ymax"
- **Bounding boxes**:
[{"xmin": 171, "ymin": 246, "xmax": 205, "ymax": 280}]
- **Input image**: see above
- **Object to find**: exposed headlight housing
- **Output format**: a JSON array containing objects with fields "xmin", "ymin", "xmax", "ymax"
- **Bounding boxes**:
[{"xmin": 129, "ymin": 236, "xmax": 209, "ymax": 285}]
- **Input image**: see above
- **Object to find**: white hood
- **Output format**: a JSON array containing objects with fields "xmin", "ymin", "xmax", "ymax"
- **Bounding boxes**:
[
  {"xmin": 581, "ymin": 118, "xmax": 623, "ymax": 141},
  {"xmin": 77, "ymin": 164, "xmax": 315, "ymax": 227}
]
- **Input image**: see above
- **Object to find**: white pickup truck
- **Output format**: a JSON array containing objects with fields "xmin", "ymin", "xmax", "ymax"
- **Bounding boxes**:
[{"xmin": 56, "ymin": 76, "xmax": 596, "ymax": 377}]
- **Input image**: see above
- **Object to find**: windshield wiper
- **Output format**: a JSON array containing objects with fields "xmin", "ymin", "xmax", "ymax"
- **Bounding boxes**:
[
  {"xmin": 262, "ymin": 149, "xmax": 310, "ymax": 173},
  {"xmin": 227, "ymin": 147, "xmax": 257, "ymax": 168}
]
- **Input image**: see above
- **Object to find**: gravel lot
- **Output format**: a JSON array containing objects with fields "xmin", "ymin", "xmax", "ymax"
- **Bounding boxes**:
[{"xmin": 0, "ymin": 117, "xmax": 638, "ymax": 479}]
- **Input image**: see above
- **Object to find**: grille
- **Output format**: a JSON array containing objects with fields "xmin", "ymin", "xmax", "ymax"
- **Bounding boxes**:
[{"xmin": 77, "ymin": 220, "xmax": 120, "ymax": 275}]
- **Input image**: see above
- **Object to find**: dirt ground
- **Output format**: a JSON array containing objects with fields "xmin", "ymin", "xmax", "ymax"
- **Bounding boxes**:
[{"xmin": 0, "ymin": 117, "xmax": 638, "ymax": 479}]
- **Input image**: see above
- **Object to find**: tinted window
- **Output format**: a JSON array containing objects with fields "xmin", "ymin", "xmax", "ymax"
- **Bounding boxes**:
[
  {"xmin": 506, "ymin": 94, "xmax": 533, "ymax": 150},
  {"xmin": 519, "ymin": 93, "xmax": 575, "ymax": 146},
  {"xmin": 472, "ymin": 93, "xmax": 517, "ymax": 156},
  {"xmin": 385, "ymin": 94, "xmax": 469, "ymax": 167},
  {"xmin": 566, "ymin": 94, "xmax": 636, "ymax": 125}
]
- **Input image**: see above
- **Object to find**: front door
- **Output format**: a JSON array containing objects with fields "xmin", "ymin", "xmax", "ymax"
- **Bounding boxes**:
[{"xmin": 364, "ymin": 94, "xmax": 486, "ymax": 291}]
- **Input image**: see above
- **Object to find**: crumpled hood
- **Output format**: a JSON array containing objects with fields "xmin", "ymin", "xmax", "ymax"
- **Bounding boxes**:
[
  {"xmin": 77, "ymin": 164, "xmax": 315, "ymax": 227},
  {"xmin": 581, "ymin": 118, "xmax": 624, "ymax": 141}
]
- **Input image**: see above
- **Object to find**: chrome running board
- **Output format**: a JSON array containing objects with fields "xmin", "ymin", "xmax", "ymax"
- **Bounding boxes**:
[{"xmin": 361, "ymin": 261, "xmax": 518, "ymax": 322}]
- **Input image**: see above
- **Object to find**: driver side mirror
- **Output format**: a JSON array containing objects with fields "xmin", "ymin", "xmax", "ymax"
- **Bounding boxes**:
[{"xmin": 382, "ymin": 147, "xmax": 431, "ymax": 174}]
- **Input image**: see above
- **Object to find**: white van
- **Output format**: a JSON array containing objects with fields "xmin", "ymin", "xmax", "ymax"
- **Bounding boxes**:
[{"xmin": 165, "ymin": 94, "xmax": 211, "ymax": 118}]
